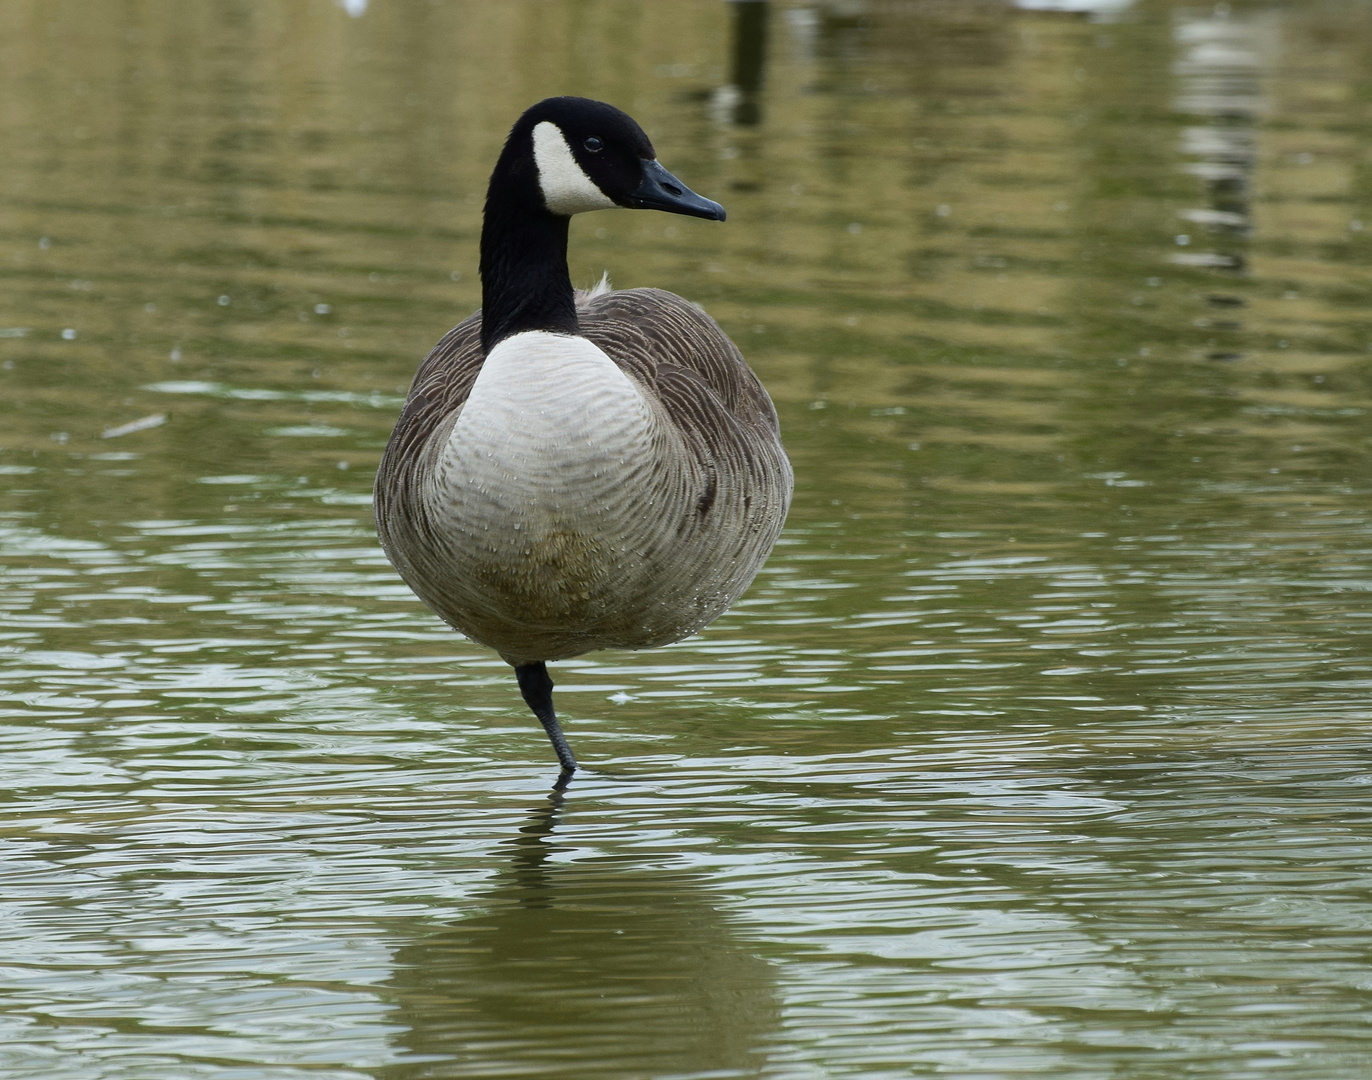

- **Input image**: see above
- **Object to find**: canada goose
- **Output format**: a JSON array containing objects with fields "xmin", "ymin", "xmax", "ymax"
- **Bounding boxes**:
[{"xmin": 374, "ymin": 97, "xmax": 792, "ymax": 777}]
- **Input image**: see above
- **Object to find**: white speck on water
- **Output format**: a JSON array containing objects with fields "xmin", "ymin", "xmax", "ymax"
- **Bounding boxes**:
[{"xmin": 102, "ymin": 413, "xmax": 166, "ymax": 439}]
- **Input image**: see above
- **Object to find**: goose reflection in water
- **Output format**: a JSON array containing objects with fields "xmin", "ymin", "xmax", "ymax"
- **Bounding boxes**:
[{"xmin": 380, "ymin": 794, "xmax": 780, "ymax": 1078}]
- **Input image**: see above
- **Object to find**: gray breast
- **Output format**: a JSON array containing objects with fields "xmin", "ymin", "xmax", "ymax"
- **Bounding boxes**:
[{"xmin": 374, "ymin": 287, "xmax": 792, "ymax": 665}]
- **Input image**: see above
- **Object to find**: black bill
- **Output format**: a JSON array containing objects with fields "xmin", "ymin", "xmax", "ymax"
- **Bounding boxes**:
[{"xmin": 625, "ymin": 158, "xmax": 726, "ymax": 221}]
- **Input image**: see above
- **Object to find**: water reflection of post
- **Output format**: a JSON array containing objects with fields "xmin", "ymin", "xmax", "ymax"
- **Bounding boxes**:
[
  {"xmin": 379, "ymin": 795, "xmax": 779, "ymax": 1079},
  {"xmin": 1171, "ymin": 6, "xmax": 1272, "ymax": 362},
  {"xmin": 713, "ymin": 0, "xmax": 770, "ymax": 127}
]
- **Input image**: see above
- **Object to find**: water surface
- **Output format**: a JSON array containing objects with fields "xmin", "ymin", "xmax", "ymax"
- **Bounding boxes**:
[{"xmin": 3, "ymin": 1, "xmax": 1372, "ymax": 1077}]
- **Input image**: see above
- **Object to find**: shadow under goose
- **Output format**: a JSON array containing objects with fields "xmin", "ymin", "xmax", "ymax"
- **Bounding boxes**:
[{"xmin": 379, "ymin": 793, "xmax": 780, "ymax": 1078}]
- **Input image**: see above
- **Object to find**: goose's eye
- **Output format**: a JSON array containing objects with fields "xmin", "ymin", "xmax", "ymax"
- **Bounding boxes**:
[{"xmin": 583, "ymin": 137, "xmax": 603, "ymax": 152}]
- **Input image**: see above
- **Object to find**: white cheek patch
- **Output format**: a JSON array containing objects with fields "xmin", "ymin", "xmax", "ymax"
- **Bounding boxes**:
[{"xmin": 532, "ymin": 121, "xmax": 618, "ymax": 216}]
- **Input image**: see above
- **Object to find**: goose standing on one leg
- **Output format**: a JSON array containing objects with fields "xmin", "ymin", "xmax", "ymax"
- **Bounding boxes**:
[{"xmin": 374, "ymin": 97, "xmax": 792, "ymax": 779}]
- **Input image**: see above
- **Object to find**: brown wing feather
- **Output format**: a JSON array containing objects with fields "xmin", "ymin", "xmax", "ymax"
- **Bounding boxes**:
[
  {"xmin": 579, "ymin": 287, "xmax": 780, "ymax": 438},
  {"xmin": 378, "ymin": 312, "xmax": 483, "ymax": 474}
]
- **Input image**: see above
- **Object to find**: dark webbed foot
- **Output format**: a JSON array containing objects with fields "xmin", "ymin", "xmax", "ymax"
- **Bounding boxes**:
[{"xmin": 515, "ymin": 661, "xmax": 577, "ymax": 775}]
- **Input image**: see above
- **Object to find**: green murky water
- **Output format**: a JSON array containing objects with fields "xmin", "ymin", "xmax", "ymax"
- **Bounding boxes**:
[{"xmin": 3, "ymin": 1, "xmax": 1372, "ymax": 1076}]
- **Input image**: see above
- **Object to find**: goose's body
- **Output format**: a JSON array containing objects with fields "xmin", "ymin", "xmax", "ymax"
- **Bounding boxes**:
[
  {"xmin": 374, "ymin": 97, "xmax": 791, "ymax": 776},
  {"xmin": 377, "ymin": 288, "xmax": 788, "ymax": 665}
]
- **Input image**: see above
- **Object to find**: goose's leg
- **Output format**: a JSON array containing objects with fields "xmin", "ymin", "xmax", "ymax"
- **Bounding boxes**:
[{"xmin": 515, "ymin": 662, "xmax": 577, "ymax": 775}]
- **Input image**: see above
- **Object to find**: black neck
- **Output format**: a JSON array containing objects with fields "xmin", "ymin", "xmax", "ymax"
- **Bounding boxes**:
[{"xmin": 479, "ymin": 149, "xmax": 578, "ymax": 355}]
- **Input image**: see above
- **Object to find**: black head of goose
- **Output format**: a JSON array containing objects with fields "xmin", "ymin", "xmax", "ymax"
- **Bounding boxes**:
[{"xmin": 375, "ymin": 96, "xmax": 792, "ymax": 780}]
